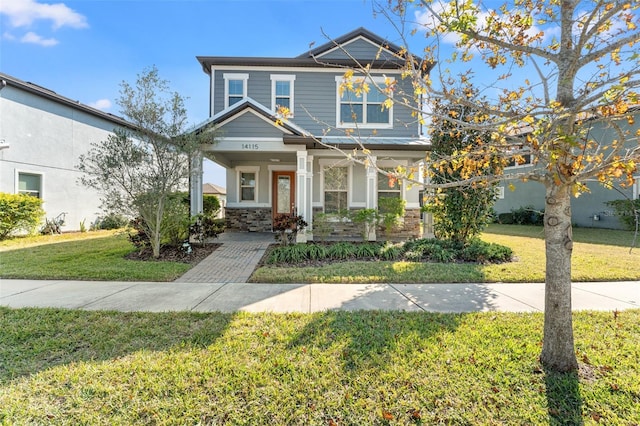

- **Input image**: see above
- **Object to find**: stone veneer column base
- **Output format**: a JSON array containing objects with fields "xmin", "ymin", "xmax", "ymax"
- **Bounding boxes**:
[{"xmin": 225, "ymin": 207, "xmax": 273, "ymax": 232}]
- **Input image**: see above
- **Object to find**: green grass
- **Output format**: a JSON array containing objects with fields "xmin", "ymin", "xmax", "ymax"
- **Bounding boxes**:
[
  {"xmin": 1, "ymin": 307, "xmax": 639, "ymax": 424},
  {"xmin": 251, "ymin": 225, "xmax": 640, "ymax": 283},
  {"xmin": 0, "ymin": 232, "xmax": 190, "ymax": 281}
]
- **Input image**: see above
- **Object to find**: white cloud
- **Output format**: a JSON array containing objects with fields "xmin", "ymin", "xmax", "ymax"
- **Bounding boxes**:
[
  {"xmin": 21, "ymin": 31, "xmax": 58, "ymax": 46},
  {"xmin": 88, "ymin": 99, "xmax": 112, "ymax": 110},
  {"xmin": 0, "ymin": 0, "xmax": 88, "ymax": 29}
]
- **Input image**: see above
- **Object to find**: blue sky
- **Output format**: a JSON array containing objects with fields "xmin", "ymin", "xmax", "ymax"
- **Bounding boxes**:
[{"xmin": 1, "ymin": 0, "xmax": 421, "ymax": 186}]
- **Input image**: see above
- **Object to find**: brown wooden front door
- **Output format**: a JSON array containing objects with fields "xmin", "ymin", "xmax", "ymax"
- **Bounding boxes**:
[{"xmin": 272, "ymin": 171, "xmax": 295, "ymax": 220}]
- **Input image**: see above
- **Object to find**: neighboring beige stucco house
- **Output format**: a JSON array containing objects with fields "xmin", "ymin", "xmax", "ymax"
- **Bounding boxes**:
[
  {"xmin": 203, "ymin": 182, "xmax": 226, "ymax": 218},
  {"xmin": 0, "ymin": 72, "xmax": 133, "ymax": 231}
]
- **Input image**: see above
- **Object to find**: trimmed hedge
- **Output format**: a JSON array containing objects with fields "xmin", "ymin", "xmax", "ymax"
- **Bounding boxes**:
[{"xmin": 266, "ymin": 238, "xmax": 513, "ymax": 265}]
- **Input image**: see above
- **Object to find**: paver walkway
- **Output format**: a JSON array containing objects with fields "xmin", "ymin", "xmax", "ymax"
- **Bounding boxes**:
[{"xmin": 175, "ymin": 232, "xmax": 273, "ymax": 283}]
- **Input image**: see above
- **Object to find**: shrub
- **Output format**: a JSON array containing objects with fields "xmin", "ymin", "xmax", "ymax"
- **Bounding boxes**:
[
  {"xmin": 273, "ymin": 213, "xmax": 307, "ymax": 246},
  {"xmin": 511, "ymin": 205, "xmax": 544, "ymax": 225},
  {"xmin": 162, "ymin": 193, "xmax": 191, "ymax": 246},
  {"xmin": 605, "ymin": 199, "xmax": 640, "ymax": 231},
  {"xmin": 351, "ymin": 208, "xmax": 378, "ymax": 241},
  {"xmin": 460, "ymin": 239, "xmax": 513, "ymax": 263},
  {"xmin": 203, "ymin": 194, "xmax": 221, "ymax": 216},
  {"xmin": 380, "ymin": 242, "xmax": 402, "ymax": 260},
  {"xmin": 312, "ymin": 213, "xmax": 332, "ymax": 242},
  {"xmin": 190, "ymin": 214, "xmax": 225, "ymax": 244},
  {"xmin": 93, "ymin": 213, "xmax": 129, "ymax": 230},
  {"xmin": 497, "ymin": 212, "xmax": 514, "ymax": 224},
  {"xmin": 378, "ymin": 197, "xmax": 406, "ymax": 240},
  {"xmin": 0, "ymin": 193, "xmax": 44, "ymax": 239},
  {"xmin": 328, "ymin": 242, "xmax": 356, "ymax": 260}
]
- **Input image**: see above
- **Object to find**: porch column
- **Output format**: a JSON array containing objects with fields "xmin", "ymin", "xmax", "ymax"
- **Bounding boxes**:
[
  {"xmin": 366, "ymin": 156, "xmax": 377, "ymax": 241},
  {"xmin": 190, "ymin": 152, "xmax": 204, "ymax": 217},
  {"xmin": 306, "ymin": 155, "xmax": 314, "ymax": 240},
  {"xmin": 296, "ymin": 150, "xmax": 308, "ymax": 243}
]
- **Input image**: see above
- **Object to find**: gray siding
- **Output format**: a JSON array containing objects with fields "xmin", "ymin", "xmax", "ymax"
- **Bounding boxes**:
[
  {"xmin": 495, "ymin": 112, "xmax": 640, "ymax": 229},
  {"xmin": 213, "ymin": 68, "xmax": 419, "ymax": 138},
  {"xmin": 218, "ymin": 111, "xmax": 285, "ymax": 138},
  {"xmin": 318, "ymin": 38, "xmax": 398, "ymax": 61}
]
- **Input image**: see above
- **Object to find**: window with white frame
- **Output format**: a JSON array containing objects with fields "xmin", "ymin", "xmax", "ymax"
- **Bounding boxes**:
[
  {"xmin": 633, "ymin": 176, "xmax": 640, "ymax": 200},
  {"xmin": 495, "ymin": 186, "xmax": 505, "ymax": 199},
  {"xmin": 323, "ymin": 166, "xmax": 348, "ymax": 214},
  {"xmin": 223, "ymin": 73, "xmax": 249, "ymax": 109},
  {"xmin": 271, "ymin": 75, "xmax": 295, "ymax": 115},
  {"xmin": 377, "ymin": 168, "xmax": 401, "ymax": 205},
  {"xmin": 237, "ymin": 167, "xmax": 259, "ymax": 202},
  {"xmin": 336, "ymin": 76, "xmax": 393, "ymax": 128},
  {"xmin": 18, "ymin": 172, "xmax": 42, "ymax": 198}
]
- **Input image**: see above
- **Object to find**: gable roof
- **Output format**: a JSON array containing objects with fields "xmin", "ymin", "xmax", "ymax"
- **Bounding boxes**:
[
  {"xmin": 190, "ymin": 97, "xmax": 310, "ymax": 137},
  {"xmin": 197, "ymin": 28, "xmax": 432, "ymax": 74},
  {"xmin": 0, "ymin": 72, "xmax": 133, "ymax": 129},
  {"xmin": 203, "ymin": 183, "xmax": 226, "ymax": 195},
  {"xmin": 297, "ymin": 27, "xmax": 403, "ymax": 59}
]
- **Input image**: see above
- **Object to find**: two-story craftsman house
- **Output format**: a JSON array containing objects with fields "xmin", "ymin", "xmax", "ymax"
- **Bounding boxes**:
[{"xmin": 189, "ymin": 28, "xmax": 433, "ymax": 241}]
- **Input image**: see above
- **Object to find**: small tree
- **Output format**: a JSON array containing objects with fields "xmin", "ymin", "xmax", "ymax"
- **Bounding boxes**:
[
  {"xmin": 78, "ymin": 66, "xmax": 209, "ymax": 258},
  {"xmin": 324, "ymin": 0, "xmax": 640, "ymax": 372},
  {"xmin": 426, "ymin": 102, "xmax": 501, "ymax": 244}
]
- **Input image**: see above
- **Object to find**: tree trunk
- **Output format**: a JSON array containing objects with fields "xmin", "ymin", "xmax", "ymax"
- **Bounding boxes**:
[{"xmin": 540, "ymin": 182, "xmax": 578, "ymax": 372}]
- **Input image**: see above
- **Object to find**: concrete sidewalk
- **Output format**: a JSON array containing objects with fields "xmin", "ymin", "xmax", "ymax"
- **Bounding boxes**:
[{"xmin": 1, "ymin": 279, "xmax": 638, "ymax": 313}]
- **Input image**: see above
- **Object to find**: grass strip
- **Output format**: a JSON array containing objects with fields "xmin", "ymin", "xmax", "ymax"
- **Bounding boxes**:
[{"xmin": 1, "ymin": 308, "xmax": 638, "ymax": 424}]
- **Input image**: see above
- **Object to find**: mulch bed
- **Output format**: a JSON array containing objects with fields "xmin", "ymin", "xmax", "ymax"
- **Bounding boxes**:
[{"xmin": 125, "ymin": 243, "xmax": 220, "ymax": 264}]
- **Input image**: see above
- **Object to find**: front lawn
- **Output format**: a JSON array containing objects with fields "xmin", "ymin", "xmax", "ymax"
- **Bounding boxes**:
[
  {"xmin": 0, "ymin": 232, "xmax": 192, "ymax": 281},
  {"xmin": 250, "ymin": 225, "xmax": 640, "ymax": 283},
  {"xmin": 1, "ymin": 308, "xmax": 638, "ymax": 424}
]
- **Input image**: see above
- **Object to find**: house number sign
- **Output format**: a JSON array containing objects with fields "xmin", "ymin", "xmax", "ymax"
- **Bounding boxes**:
[{"xmin": 241, "ymin": 143, "xmax": 260, "ymax": 150}]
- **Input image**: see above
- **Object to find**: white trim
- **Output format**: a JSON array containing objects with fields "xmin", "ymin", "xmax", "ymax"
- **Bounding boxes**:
[
  {"xmin": 315, "ymin": 35, "xmax": 399, "ymax": 59},
  {"xmin": 15, "ymin": 169, "xmax": 44, "ymax": 199},
  {"xmin": 236, "ymin": 166, "xmax": 260, "ymax": 203},
  {"xmin": 223, "ymin": 73, "xmax": 249, "ymax": 109},
  {"xmin": 633, "ymin": 176, "xmax": 640, "ymax": 200},
  {"xmin": 335, "ymin": 75, "xmax": 394, "ymax": 129},
  {"xmin": 213, "ymin": 65, "xmax": 398, "ymax": 75},
  {"xmin": 270, "ymin": 74, "xmax": 296, "ymax": 116}
]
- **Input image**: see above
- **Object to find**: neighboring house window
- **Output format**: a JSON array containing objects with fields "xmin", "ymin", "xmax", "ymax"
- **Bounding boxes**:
[
  {"xmin": 271, "ymin": 75, "xmax": 295, "ymax": 115},
  {"xmin": 336, "ymin": 76, "xmax": 393, "ymax": 129},
  {"xmin": 223, "ymin": 73, "xmax": 249, "ymax": 109},
  {"xmin": 633, "ymin": 176, "xmax": 640, "ymax": 200},
  {"xmin": 323, "ymin": 166, "xmax": 348, "ymax": 214},
  {"xmin": 237, "ymin": 167, "xmax": 259, "ymax": 202},
  {"xmin": 495, "ymin": 186, "xmax": 505, "ymax": 200},
  {"xmin": 377, "ymin": 168, "xmax": 401, "ymax": 204},
  {"xmin": 18, "ymin": 172, "xmax": 42, "ymax": 198}
]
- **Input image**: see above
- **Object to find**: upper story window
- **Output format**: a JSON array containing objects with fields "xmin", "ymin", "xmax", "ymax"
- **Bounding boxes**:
[
  {"xmin": 336, "ymin": 75, "xmax": 393, "ymax": 129},
  {"xmin": 223, "ymin": 73, "xmax": 249, "ymax": 109},
  {"xmin": 18, "ymin": 172, "xmax": 42, "ymax": 198},
  {"xmin": 271, "ymin": 75, "xmax": 295, "ymax": 115}
]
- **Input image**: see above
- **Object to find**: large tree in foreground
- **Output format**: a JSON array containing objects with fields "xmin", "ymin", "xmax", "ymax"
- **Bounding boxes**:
[
  {"xmin": 78, "ymin": 66, "xmax": 206, "ymax": 258},
  {"xmin": 334, "ymin": 0, "xmax": 640, "ymax": 371}
]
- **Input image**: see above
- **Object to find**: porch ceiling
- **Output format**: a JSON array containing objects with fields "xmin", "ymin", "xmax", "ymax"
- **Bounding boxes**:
[{"xmin": 203, "ymin": 150, "xmax": 298, "ymax": 168}]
